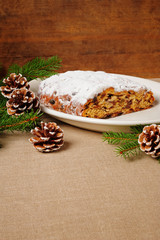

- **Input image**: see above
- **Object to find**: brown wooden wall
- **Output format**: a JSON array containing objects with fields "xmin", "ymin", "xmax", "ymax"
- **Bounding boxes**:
[{"xmin": 0, "ymin": 0, "xmax": 160, "ymax": 78}]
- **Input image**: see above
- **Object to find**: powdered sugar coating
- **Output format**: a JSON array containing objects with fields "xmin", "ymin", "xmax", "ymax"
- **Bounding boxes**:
[{"xmin": 38, "ymin": 70, "xmax": 147, "ymax": 105}]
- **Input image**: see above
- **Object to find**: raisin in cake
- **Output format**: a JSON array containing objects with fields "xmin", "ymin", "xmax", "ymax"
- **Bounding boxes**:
[{"xmin": 38, "ymin": 70, "xmax": 154, "ymax": 119}]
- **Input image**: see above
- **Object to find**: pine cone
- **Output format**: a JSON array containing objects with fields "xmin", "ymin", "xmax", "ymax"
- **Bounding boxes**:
[
  {"xmin": 0, "ymin": 73, "xmax": 30, "ymax": 98},
  {"xmin": 138, "ymin": 124, "xmax": 160, "ymax": 158},
  {"xmin": 6, "ymin": 88, "xmax": 40, "ymax": 116},
  {"xmin": 29, "ymin": 122, "xmax": 64, "ymax": 152}
]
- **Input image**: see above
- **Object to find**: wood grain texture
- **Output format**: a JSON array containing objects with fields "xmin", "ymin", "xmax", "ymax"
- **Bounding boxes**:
[{"xmin": 0, "ymin": 0, "xmax": 160, "ymax": 78}]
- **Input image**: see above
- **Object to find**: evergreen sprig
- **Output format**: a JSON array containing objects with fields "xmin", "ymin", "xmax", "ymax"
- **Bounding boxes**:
[
  {"xmin": 0, "ymin": 93, "xmax": 7, "ymax": 111},
  {"xmin": 116, "ymin": 141, "xmax": 140, "ymax": 159},
  {"xmin": 0, "ymin": 55, "xmax": 61, "ymax": 134},
  {"xmin": 103, "ymin": 131, "xmax": 138, "ymax": 144},
  {"xmin": 0, "ymin": 109, "xmax": 43, "ymax": 132},
  {"xmin": 130, "ymin": 125, "xmax": 144, "ymax": 134},
  {"xmin": 103, "ymin": 126, "xmax": 142, "ymax": 160},
  {"xmin": 0, "ymin": 55, "xmax": 62, "ymax": 150},
  {"xmin": 7, "ymin": 56, "xmax": 62, "ymax": 81}
]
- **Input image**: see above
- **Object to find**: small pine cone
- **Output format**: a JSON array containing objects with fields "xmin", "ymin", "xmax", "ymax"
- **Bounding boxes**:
[
  {"xmin": 6, "ymin": 88, "xmax": 40, "ymax": 116},
  {"xmin": 29, "ymin": 122, "xmax": 64, "ymax": 152},
  {"xmin": 138, "ymin": 124, "xmax": 160, "ymax": 158},
  {"xmin": 0, "ymin": 73, "xmax": 30, "ymax": 98}
]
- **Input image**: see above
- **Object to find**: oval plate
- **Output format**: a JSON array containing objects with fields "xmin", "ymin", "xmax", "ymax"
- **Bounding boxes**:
[{"xmin": 30, "ymin": 74, "xmax": 160, "ymax": 132}]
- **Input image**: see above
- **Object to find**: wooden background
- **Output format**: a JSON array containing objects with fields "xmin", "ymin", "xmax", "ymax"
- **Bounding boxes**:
[{"xmin": 0, "ymin": 0, "xmax": 160, "ymax": 78}]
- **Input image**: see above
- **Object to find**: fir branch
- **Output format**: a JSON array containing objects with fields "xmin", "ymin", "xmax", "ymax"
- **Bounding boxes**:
[
  {"xmin": 0, "ymin": 56, "xmax": 61, "ymax": 150},
  {"xmin": 0, "ymin": 63, "xmax": 4, "ymax": 87},
  {"xmin": 0, "ymin": 95, "xmax": 7, "ymax": 107},
  {"xmin": 130, "ymin": 125, "xmax": 144, "ymax": 134},
  {"xmin": 103, "ymin": 131, "xmax": 138, "ymax": 145},
  {"xmin": 7, "ymin": 56, "xmax": 62, "ymax": 81},
  {"xmin": 0, "ymin": 93, "xmax": 7, "ymax": 116},
  {"xmin": 0, "ymin": 110, "xmax": 43, "ymax": 132},
  {"xmin": 115, "ymin": 141, "xmax": 141, "ymax": 159},
  {"xmin": 7, "ymin": 64, "xmax": 21, "ymax": 77},
  {"xmin": 102, "ymin": 126, "xmax": 143, "ymax": 159}
]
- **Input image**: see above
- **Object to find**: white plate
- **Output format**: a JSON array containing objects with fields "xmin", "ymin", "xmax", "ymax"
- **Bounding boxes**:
[{"xmin": 30, "ymin": 75, "xmax": 160, "ymax": 132}]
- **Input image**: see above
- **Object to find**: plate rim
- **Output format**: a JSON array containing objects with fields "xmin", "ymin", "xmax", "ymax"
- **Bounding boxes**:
[
  {"xmin": 30, "ymin": 74, "xmax": 160, "ymax": 127},
  {"xmin": 41, "ymin": 105, "xmax": 160, "ymax": 126}
]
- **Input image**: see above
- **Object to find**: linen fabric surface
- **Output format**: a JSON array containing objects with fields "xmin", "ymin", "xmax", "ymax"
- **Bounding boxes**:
[{"xmin": 1, "ymin": 79, "xmax": 160, "ymax": 240}]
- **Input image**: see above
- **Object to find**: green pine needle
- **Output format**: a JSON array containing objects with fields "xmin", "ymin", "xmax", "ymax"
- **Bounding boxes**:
[
  {"xmin": 0, "ymin": 93, "xmax": 7, "ymax": 118},
  {"xmin": 115, "ymin": 141, "xmax": 141, "ymax": 159},
  {"xmin": 103, "ymin": 131, "xmax": 138, "ymax": 145},
  {"xmin": 0, "ymin": 56, "xmax": 62, "ymax": 150},
  {"xmin": 0, "ymin": 55, "xmax": 62, "ymax": 133},
  {"xmin": 7, "ymin": 56, "xmax": 62, "ymax": 81},
  {"xmin": 0, "ymin": 93, "xmax": 7, "ymax": 107},
  {"xmin": 0, "ymin": 109, "xmax": 43, "ymax": 132},
  {"xmin": 103, "ymin": 126, "xmax": 143, "ymax": 160},
  {"xmin": 7, "ymin": 64, "xmax": 21, "ymax": 77},
  {"xmin": 130, "ymin": 125, "xmax": 144, "ymax": 134}
]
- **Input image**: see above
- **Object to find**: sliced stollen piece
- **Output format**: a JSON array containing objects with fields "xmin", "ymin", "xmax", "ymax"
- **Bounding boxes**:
[{"xmin": 38, "ymin": 70, "xmax": 154, "ymax": 119}]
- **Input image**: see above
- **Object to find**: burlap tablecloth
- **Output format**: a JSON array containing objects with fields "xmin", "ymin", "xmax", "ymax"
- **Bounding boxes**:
[{"xmin": 1, "ymin": 79, "xmax": 160, "ymax": 240}]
